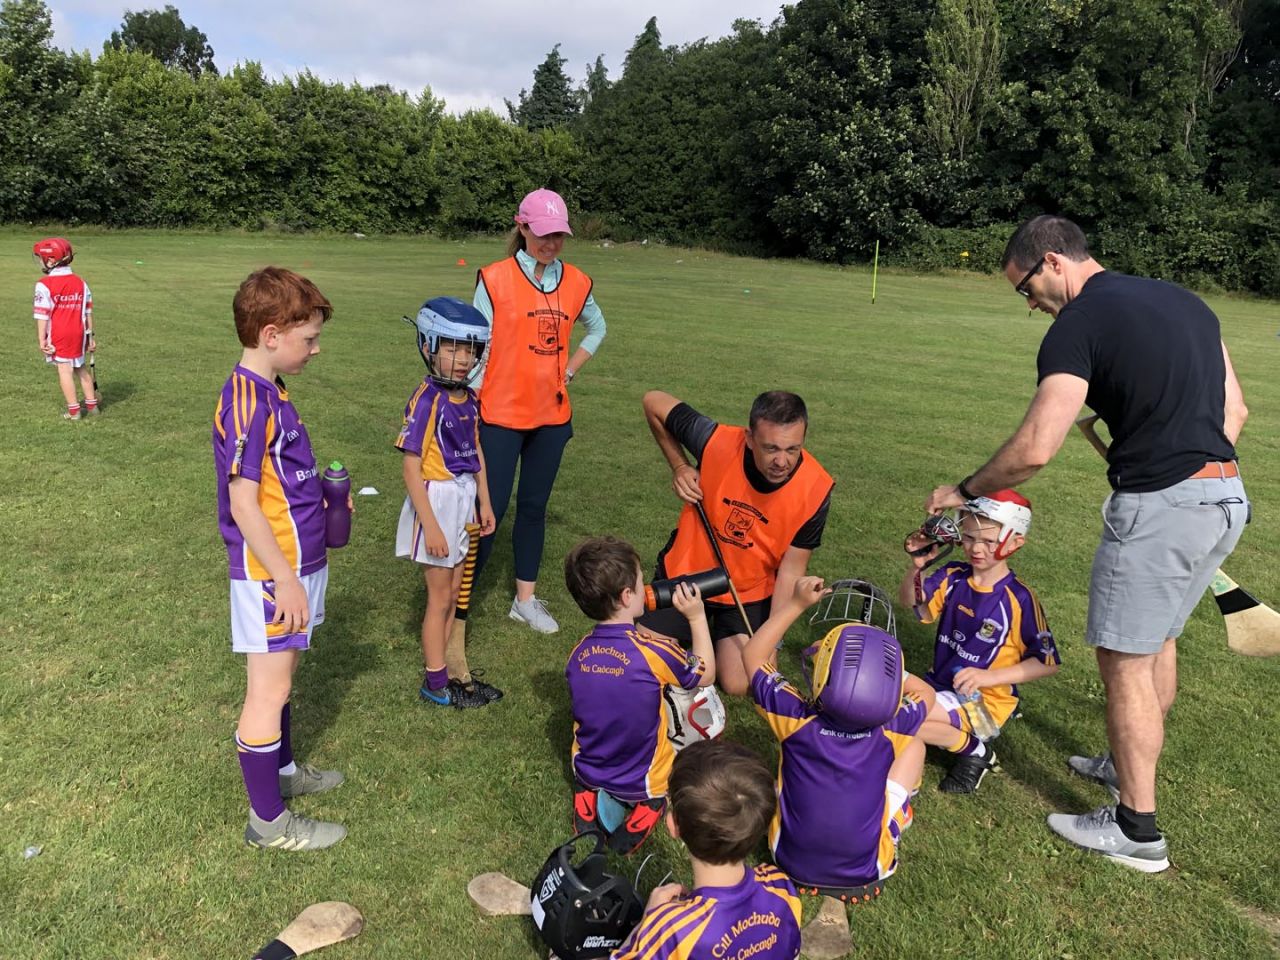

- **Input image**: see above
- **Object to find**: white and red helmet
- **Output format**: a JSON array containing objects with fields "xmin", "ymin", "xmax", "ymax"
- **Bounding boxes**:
[
  {"xmin": 33, "ymin": 237, "xmax": 74, "ymax": 272},
  {"xmin": 963, "ymin": 489, "xmax": 1032, "ymax": 560}
]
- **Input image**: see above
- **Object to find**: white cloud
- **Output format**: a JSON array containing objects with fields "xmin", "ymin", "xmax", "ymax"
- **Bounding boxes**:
[{"xmin": 47, "ymin": 0, "xmax": 785, "ymax": 113}]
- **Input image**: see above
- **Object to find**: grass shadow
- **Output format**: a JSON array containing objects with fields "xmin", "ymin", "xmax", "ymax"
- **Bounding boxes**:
[
  {"xmin": 291, "ymin": 588, "xmax": 380, "ymax": 752},
  {"xmin": 531, "ymin": 667, "xmax": 576, "ymax": 789},
  {"xmin": 99, "ymin": 378, "xmax": 139, "ymax": 409}
]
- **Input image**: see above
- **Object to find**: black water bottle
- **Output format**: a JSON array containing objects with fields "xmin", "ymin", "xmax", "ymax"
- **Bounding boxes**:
[{"xmin": 644, "ymin": 567, "xmax": 730, "ymax": 611}]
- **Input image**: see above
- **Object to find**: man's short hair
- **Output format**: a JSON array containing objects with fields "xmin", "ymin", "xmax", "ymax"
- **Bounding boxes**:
[
  {"xmin": 1001, "ymin": 215, "xmax": 1091, "ymax": 271},
  {"xmin": 748, "ymin": 391, "xmax": 808, "ymax": 432},
  {"xmin": 234, "ymin": 266, "xmax": 333, "ymax": 348},
  {"xmin": 564, "ymin": 536, "xmax": 642, "ymax": 622},
  {"xmin": 668, "ymin": 740, "xmax": 776, "ymax": 865}
]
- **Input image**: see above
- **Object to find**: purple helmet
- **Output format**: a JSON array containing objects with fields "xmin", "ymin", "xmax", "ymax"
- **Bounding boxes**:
[{"xmin": 810, "ymin": 624, "xmax": 904, "ymax": 732}]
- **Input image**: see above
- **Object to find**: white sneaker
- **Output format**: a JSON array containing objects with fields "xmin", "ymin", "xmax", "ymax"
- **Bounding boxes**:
[
  {"xmin": 1047, "ymin": 804, "xmax": 1169, "ymax": 873},
  {"xmin": 1067, "ymin": 752, "xmax": 1120, "ymax": 800},
  {"xmin": 509, "ymin": 596, "xmax": 558, "ymax": 634}
]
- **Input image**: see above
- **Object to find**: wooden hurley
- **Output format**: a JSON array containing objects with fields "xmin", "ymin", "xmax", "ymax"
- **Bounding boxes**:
[
  {"xmin": 1076, "ymin": 415, "xmax": 1279, "ymax": 657},
  {"xmin": 800, "ymin": 896, "xmax": 852, "ymax": 960},
  {"xmin": 467, "ymin": 872, "xmax": 533, "ymax": 917},
  {"xmin": 251, "ymin": 902, "xmax": 364, "ymax": 960}
]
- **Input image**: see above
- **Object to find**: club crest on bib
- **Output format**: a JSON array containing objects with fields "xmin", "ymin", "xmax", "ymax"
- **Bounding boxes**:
[
  {"xmin": 725, "ymin": 507, "xmax": 755, "ymax": 544},
  {"xmin": 978, "ymin": 618, "xmax": 1000, "ymax": 642},
  {"xmin": 538, "ymin": 315, "xmax": 558, "ymax": 350}
]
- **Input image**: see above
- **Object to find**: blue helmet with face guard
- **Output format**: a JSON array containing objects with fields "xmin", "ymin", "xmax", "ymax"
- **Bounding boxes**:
[{"xmin": 405, "ymin": 296, "xmax": 490, "ymax": 388}]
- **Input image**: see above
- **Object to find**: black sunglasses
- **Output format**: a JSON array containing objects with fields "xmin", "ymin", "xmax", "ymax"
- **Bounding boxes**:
[{"xmin": 1015, "ymin": 255, "xmax": 1048, "ymax": 298}]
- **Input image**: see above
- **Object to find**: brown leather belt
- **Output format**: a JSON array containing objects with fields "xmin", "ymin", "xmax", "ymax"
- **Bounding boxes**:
[{"xmin": 1188, "ymin": 460, "xmax": 1239, "ymax": 480}]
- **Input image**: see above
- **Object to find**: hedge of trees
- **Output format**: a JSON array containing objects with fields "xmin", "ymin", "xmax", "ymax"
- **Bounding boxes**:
[{"xmin": 2, "ymin": 0, "xmax": 1277, "ymax": 294}]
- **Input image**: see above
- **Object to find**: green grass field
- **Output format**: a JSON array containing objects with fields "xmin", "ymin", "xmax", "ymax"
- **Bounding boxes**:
[{"xmin": 2, "ymin": 227, "xmax": 1278, "ymax": 959}]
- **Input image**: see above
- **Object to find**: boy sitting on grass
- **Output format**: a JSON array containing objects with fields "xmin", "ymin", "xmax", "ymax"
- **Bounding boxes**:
[
  {"xmin": 610, "ymin": 739, "xmax": 802, "ymax": 960},
  {"xmin": 745, "ymin": 577, "xmax": 935, "ymax": 900},
  {"xmin": 563, "ymin": 536, "xmax": 716, "ymax": 854},
  {"xmin": 900, "ymin": 491, "xmax": 1060, "ymax": 794}
]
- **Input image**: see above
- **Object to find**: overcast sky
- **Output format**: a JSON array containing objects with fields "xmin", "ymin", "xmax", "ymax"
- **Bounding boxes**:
[{"xmin": 49, "ymin": 1, "xmax": 787, "ymax": 113}]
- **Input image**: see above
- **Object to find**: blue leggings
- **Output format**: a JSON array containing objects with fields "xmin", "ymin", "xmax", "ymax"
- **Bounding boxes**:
[{"xmin": 476, "ymin": 420, "xmax": 573, "ymax": 583}]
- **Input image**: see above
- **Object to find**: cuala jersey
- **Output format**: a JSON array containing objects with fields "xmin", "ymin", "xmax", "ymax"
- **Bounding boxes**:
[
  {"xmin": 34, "ymin": 267, "xmax": 91, "ymax": 359},
  {"xmin": 213, "ymin": 366, "xmax": 326, "ymax": 580}
]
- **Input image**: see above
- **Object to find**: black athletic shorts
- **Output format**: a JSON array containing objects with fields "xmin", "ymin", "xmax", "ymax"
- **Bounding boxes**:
[{"xmin": 637, "ymin": 595, "xmax": 771, "ymax": 644}]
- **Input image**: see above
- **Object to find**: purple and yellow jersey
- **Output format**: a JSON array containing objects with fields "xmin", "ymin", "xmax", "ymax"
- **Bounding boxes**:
[
  {"xmin": 917, "ymin": 562, "xmax": 1059, "ymax": 724},
  {"xmin": 611, "ymin": 864, "xmax": 802, "ymax": 960},
  {"xmin": 395, "ymin": 379, "xmax": 482, "ymax": 481},
  {"xmin": 751, "ymin": 667, "xmax": 927, "ymax": 889},
  {"xmin": 213, "ymin": 366, "xmax": 326, "ymax": 581},
  {"xmin": 567, "ymin": 622, "xmax": 706, "ymax": 803}
]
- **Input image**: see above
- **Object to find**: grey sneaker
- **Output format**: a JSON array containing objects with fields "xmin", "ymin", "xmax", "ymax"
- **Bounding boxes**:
[
  {"xmin": 279, "ymin": 762, "xmax": 344, "ymax": 798},
  {"xmin": 245, "ymin": 808, "xmax": 346, "ymax": 851},
  {"xmin": 62, "ymin": 409, "xmax": 81, "ymax": 421},
  {"xmin": 509, "ymin": 596, "xmax": 559, "ymax": 634},
  {"xmin": 1068, "ymin": 752, "xmax": 1120, "ymax": 800},
  {"xmin": 1046, "ymin": 804, "xmax": 1169, "ymax": 873}
]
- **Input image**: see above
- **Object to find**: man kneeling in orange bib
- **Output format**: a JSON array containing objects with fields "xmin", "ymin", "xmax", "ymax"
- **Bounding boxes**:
[{"xmin": 640, "ymin": 390, "xmax": 834, "ymax": 695}]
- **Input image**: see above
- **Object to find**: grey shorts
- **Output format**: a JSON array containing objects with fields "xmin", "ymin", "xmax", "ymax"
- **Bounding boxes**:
[{"xmin": 1087, "ymin": 474, "xmax": 1248, "ymax": 654}]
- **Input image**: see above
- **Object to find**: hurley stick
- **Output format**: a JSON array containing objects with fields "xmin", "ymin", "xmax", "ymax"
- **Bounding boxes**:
[
  {"xmin": 251, "ymin": 902, "xmax": 364, "ymax": 960},
  {"xmin": 800, "ymin": 896, "xmax": 852, "ymax": 960},
  {"xmin": 445, "ymin": 522, "xmax": 481, "ymax": 682},
  {"xmin": 1075, "ymin": 415, "xmax": 1279, "ymax": 657},
  {"xmin": 694, "ymin": 500, "xmax": 754, "ymax": 637}
]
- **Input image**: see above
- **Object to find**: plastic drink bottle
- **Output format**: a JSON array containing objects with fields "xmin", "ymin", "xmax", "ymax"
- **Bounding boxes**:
[
  {"xmin": 321, "ymin": 461, "xmax": 352, "ymax": 548},
  {"xmin": 952, "ymin": 667, "xmax": 1000, "ymax": 741}
]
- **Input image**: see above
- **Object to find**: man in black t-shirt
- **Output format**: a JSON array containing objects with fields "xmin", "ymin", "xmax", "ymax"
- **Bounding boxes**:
[
  {"xmin": 924, "ymin": 215, "xmax": 1249, "ymax": 874},
  {"xmin": 639, "ymin": 390, "xmax": 833, "ymax": 696}
]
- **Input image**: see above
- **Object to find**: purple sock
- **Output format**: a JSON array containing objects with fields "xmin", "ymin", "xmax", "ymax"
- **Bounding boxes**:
[
  {"xmin": 952, "ymin": 733, "xmax": 987, "ymax": 758},
  {"xmin": 279, "ymin": 703, "xmax": 293, "ymax": 770},
  {"xmin": 236, "ymin": 732, "xmax": 285, "ymax": 821},
  {"xmin": 426, "ymin": 667, "xmax": 449, "ymax": 691}
]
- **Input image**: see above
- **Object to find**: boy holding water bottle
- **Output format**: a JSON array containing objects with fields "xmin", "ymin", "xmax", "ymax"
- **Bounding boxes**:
[
  {"xmin": 900, "ymin": 490, "xmax": 1060, "ymax": 794},
  {"xmin": 213, "ymin": 267, "xmax": 348, "ymax": 850}
]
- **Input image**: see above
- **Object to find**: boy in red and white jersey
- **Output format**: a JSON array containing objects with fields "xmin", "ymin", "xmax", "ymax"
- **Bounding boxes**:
[
  {"xmin": 32, "ymin": 237, "xmax": 98, "ymax": 420},
  {"xmin": 33, "ymin": 239, "xmax": 97, "ymax": 419}
]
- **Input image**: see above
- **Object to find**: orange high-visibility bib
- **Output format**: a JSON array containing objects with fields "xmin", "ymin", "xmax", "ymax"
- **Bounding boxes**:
[
  {"xmin": 660, "ymin": 425, "xmax": 833, "ymax": 603},
  {"xmin": 477, "ymin": 257, "xmax": 592, "ymax": 430}
]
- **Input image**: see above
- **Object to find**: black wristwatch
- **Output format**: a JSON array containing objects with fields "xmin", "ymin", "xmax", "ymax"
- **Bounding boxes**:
[{"xmin": 957, "ymin": 476, "xmax": 978, "ymax": 501}]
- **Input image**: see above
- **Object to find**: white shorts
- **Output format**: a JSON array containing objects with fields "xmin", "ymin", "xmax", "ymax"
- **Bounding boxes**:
[
  {"xmin": 230, "ymin": 567, "xmax": 328, "ymax": 654},
  {"xmin": 396, "ymin": 474, "xmax": 477, "ymax": 567},
  {"xmin": 49, "ymin": 355, "xmax": 85, "ymax": 367}
]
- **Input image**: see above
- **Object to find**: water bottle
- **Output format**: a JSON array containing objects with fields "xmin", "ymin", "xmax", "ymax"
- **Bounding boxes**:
[
  {"xmin": 321, "ymin": 461, "xmax": 352, "ymax": 548},
  {"xmin": 644, "ymin": 567, "xmax": 730, "ymax": 611},
  {"xmin": 952, "ymin": 668, "xmax": 1000, "ymax": 741},
  {"xmin": 958, "ymin": 691, "xmax": 1000, "ymax": 741}
]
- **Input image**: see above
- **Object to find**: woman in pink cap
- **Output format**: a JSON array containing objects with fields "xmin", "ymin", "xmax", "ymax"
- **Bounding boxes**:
[{"xmin": 471, "ymin": 188, "xmax": 607, "ymax": 634}]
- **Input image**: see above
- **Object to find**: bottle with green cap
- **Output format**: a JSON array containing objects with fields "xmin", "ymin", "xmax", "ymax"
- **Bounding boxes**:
[{"xmin": 321, "ymin": 461, "xmax": 351, "ymax": 548}]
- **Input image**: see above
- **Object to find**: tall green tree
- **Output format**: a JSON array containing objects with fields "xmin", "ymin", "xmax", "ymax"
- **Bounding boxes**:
[
  {"xmin": 108, "ymin": 5, "xmax": 216, "ymax": 78},
  {"xmin": 746, "ymin": 0, "xmax": 937, "ymax": 258},
  {"xmin": 922, "ymin": 0, "xmax": 1004, "ymax": 164},
  {"xmin": 507, "ymin": 43, "xmax": 579, "ymax": 130}
]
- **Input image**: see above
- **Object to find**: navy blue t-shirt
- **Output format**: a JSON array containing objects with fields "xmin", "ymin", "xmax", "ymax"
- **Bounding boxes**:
[{"xmin": 1036, "ymin": 271, "xmax": 1235, "ymax": 492}]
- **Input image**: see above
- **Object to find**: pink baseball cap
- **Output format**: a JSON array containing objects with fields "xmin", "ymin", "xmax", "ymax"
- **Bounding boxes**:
[{"xmin": 514, "ymin": 188, "xmax": 573, "ymax": 237}]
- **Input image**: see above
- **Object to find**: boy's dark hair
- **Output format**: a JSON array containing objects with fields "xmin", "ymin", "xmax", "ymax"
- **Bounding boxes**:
[
  {"xmin": 1000, "ymin": 215, "xmax": 1091, "ymax": 271},
  {"xmin": 234, "ymin": 266, "xmax": 333, "ymax": 347},
  {"xmin": 564, "ymin": 536, "xmax": 642, "ymax": 622},
  {"xmin": 668, "ymin": 740, "xmax": 776, "ymax": 865},
  {"xmin": 748, "ymin": 391, "xmax": 808, "ymax": 433}
]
